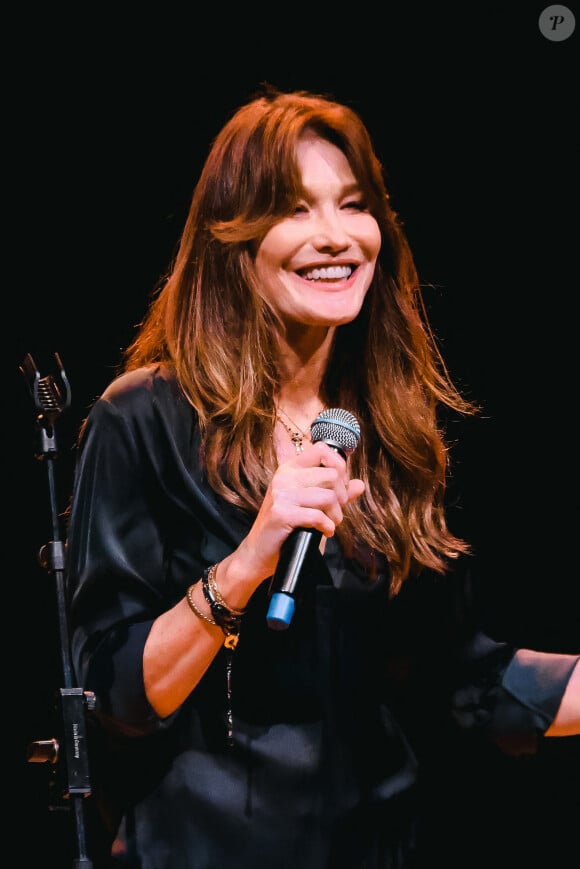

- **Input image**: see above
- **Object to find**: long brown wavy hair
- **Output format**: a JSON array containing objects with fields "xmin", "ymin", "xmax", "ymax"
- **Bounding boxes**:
[{"xmin": 122, "ymin": 85, "xmax": 478, "ymax": 595}]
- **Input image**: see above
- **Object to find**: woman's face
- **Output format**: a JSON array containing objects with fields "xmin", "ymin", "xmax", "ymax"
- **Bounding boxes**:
[{"xmin": 254, "ymin": 132, "xmax": 381, "ymax": 330}]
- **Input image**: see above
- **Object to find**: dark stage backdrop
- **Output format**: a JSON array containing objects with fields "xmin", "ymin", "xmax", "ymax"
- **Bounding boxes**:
[{"xmin": 11, "ymin": 7, "xmax": 578, "ymax": 866}]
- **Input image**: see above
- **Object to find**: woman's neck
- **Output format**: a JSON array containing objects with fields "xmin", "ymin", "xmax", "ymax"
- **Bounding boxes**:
[{"xmin": 276, "ymin": 325, "xmax": 334, "ymax": 416}]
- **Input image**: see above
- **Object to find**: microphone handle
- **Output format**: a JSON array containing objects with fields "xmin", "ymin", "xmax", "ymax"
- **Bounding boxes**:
[
  {"xmin": 266, "ymin": 527, "xmax": 322, "ymax": 630},
  {"xmin": 266, "ymin": 424, "xmax": 355, "ymax": 630}
]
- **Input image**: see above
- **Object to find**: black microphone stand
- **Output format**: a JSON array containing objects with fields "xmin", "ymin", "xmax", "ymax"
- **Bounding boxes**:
[{"xmin": 21, "ymin": 352, "xmax": 95, "ymax": 868}]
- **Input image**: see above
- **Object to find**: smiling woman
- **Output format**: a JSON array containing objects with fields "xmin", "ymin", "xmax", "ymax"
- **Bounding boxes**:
[
  {"xmin": 254, "ymin": 131, "xmax": 381, "ymax": 331},
  {"xmin": 63, "ymin": 85, "xmax": 579, "ymax": 868}
]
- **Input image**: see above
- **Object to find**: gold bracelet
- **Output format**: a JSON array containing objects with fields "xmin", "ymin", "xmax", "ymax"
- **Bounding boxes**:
[
  {"xmin": 206, "ymin": 563, "xmax": 245, "ymax": 616},
  {"xmin": 188, "ymin": 570, "xmax": 242, "ymax": 749},
  {"xmin": 186, "ymin": 583, "xmax": 217, "ymax": 626}
]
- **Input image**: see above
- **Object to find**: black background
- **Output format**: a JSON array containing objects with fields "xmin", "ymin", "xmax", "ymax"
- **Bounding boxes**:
[{"xmin": 11, "ymin": 6, "xmax": 578, "ymax": 866}]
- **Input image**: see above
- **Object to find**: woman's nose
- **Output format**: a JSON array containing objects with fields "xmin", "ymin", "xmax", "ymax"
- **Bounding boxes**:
[{"xmin": 310, "ymin": 210, "xmax": 350, "ymax": 250}]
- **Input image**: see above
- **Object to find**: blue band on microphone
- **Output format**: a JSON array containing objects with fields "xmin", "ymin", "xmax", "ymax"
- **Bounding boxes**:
[{"xmin": 313, "ymin": 417, "xmax": 360, "ymax": 438}]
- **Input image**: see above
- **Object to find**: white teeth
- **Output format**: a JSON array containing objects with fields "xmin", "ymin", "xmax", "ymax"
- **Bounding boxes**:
[{"xmin": 302, "ymin": 266, "xmax": 353, "ymax": 281}]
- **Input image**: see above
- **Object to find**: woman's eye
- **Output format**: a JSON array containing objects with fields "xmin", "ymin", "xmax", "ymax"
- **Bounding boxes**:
[{"xmin": 342, "ymin": 199, "xmax": 366, "ymax": 211}]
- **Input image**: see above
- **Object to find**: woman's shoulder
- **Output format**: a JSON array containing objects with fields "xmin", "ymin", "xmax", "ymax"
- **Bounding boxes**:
[
  {"xmin": 78, "ymin": 364, "xmax": 198, "ymax": 458},
  {"xmin": 100, "ymin": 363, "xmax": 179, "ymax": 402},
  {"xmin": 89, "ymin": 364, "xmax": 190, "ymax": 428}
]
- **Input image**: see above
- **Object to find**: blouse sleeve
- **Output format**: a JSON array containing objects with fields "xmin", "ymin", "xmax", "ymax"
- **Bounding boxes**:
[
  {"xmin": 384, "ymin": 562, "xmax": 579, "ymax": 757},
  {"xmin": 444, "ymin": 571, "xmax": 579, "ymax": 754},
  {"xmin": 488, "ymin": 649, "xmax": 578, "ymax": 753},
  {"xmin": 65, "ymin": 372, "xmax": 209, "ymax": 737}
]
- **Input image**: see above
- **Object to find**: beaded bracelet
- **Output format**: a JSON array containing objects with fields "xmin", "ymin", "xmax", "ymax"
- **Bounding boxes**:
[
  {"xmin": 201, "ymin": 568, "xmax": 242, "ymax": 647},
  {"xmin": 186, "ymin": 578, "xmax": 240, "ymax": 647},
  {"xmin": 206, "ymin": 563, "xmax": 245, "ymax": 616},
  {"xmin": 185, "ymin": 564, "xmax": 245, "ymax": 748},
  {"xmin": 186, "ymin": 583, "xmax": 217, "ymax": 627}
]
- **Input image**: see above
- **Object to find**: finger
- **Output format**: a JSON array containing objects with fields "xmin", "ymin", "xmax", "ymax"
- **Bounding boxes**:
[
  {"xmin": 284, "ymin": 440, "xmax": 347, "ymax": 472},
  {"xmin": 272, "ymin": 467, "xmax": 349, "ymax": 509},
  {"xmin": 347, "ymin": 478, "xmax": 366, "ymax": 502},
  {"xmin": 270, "ymin": 481, "xmax": 346, "ymax": 529}
]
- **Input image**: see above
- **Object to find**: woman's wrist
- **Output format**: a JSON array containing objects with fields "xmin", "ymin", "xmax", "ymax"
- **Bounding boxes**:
[
  {"xmin": 185, "ymin": 562, "xmax": 248, "ymax": 651},
  {"xmin": 211, "ymin": 550, "xmax": 268, "ymax": 610}
]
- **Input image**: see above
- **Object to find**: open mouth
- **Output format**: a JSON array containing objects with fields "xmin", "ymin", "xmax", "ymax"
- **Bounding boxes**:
[{"xmin": 298, "ymin": 265, "xmax": 355, "ymax": 281}]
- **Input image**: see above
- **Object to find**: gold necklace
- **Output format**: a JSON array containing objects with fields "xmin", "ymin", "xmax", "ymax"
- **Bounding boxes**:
[{"xmin": 276, "ymin": 406, "xmax": 324, "ymax": 454}]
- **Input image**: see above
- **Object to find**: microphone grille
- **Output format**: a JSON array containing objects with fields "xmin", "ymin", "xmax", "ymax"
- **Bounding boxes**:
[{"xmin": 310, "ymin": 408, "xmax": 361, "ymax": 455}]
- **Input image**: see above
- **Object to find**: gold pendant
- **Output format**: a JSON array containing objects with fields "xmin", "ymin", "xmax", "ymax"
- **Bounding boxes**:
[{"xmin": 291, "ymin": 433, "xmax": 304, "ymax": 453}]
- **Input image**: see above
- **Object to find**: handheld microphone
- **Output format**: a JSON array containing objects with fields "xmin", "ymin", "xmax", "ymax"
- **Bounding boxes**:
[{"xmin": 266, "ymin": 408, "xmax": 361, "ymax": 630}]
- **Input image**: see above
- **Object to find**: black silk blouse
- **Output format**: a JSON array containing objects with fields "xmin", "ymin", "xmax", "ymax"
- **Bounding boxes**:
[{"xmin": 65, "ymin": 365, "xmax": 578, "ymax": 869}]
